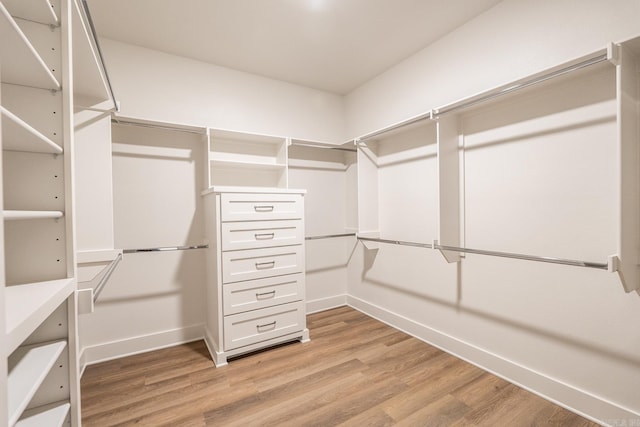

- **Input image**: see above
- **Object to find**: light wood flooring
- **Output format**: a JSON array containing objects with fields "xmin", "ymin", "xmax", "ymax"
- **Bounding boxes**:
[{"xmin": 81, "ymin": 306, "xmax": 598, "ymax": 426}]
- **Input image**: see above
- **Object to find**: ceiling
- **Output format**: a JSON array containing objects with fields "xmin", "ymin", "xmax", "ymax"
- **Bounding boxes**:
[{"xmin": 86, "ymin": 0, "xmax": 503, "ymax": 95}]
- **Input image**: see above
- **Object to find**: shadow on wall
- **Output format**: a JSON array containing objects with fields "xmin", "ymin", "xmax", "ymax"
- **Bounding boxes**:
[
  {"xmin": 89, "ymin": 122, "xmax": 207, "ymax": 346},
  {"xmin": 359, "ymin": 245, "xmax": 640, "ymax": 370}
]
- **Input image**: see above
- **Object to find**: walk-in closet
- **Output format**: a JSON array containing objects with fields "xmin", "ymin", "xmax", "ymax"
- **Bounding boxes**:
[{"xmin": 2, "ymin": 0, "xmax": 640, "ymax": 425}]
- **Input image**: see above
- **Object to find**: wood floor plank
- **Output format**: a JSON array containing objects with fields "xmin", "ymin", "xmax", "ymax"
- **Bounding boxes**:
[{"xmin": 81, "ymin": 306, "xmax": 600, "ymax": 426}]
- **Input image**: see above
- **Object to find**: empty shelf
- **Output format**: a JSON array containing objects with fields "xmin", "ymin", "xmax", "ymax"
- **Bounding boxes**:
[
  {"xmin": 0, "ymin": 2, "xmax": 60, "ymax": 90},
  {"xmin": 211, "ymin": 159, "xmax": 287, "ymax": 171},
  {"xmin": 2, "ymin": 0, "xmax": 58, "ymax": 26},
  {"xmin": 1, "ymin": 106, "xmax": 63, "ymax": 154},
  {"xmin": 4, "ymin": 210, "xmax": 64, "ymax": 221},
  {"xmin": 16, "ymin": 402, "xmax": 70, "ymax": 427},
  {"xmin": 8, "ymin": 341, "xmax": 67, "ymax": 426},
  {"xmin": 5, "ymin": 278, "xmax": 75, "ymax": 354}
]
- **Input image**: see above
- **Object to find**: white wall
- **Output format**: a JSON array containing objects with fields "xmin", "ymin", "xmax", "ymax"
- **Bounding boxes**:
[
  {"xmin": 80, "ymin": 124, "xmax": 206, "ymax": 364},
  {"xmin": 74, "ymin": 110, "xmax": 114, "ymax": 251},
  {"xmin": 288, "ymin": 147, "xmax": 357, "ymax": 311},
  {"xmin": 345, "ymin": 0, "xmax": 640, "ymax": 423},
  {"xmin": 345, "ymin": 0, "xmax": 640, "ymax": 139},
  {"xmin": 101, "ymin": 39, "xmax": 346, "ymax": 143}
]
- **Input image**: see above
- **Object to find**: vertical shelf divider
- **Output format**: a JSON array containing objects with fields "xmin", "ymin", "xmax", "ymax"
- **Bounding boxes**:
[
  {"xmin": 436, "ymin": 114, "xmax": 462, "ymax": 263},
  {"xmin": 612, "ymin": 42, "xmax": 640, "ymax": 293}
]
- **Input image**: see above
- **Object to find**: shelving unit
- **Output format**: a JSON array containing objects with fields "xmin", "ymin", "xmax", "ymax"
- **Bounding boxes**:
[
  {"xmin": 7, "ymin": 341, "xmax": 67, "ymax": 426},
  {"xmin": 0, "ymin": 107, "xmax": 62, "ymax": 154},
  {"xmin": 1, "ymin": 0, "xmax": 83, "ymax": 425},
  {"xmin": 356, "ymin": 119, "xmax": 438, "ymax": 246},
  {"xmin": 0, "ymin": 2, "xmax": 60, "ymax": 90},
  {"xmin": 350, "ymin": 39, "xmax": 640, "ymax": 294},
  {"xmin": 207, "ymin": 129, "xmax": 288, "ymax": 188},
  {"xmin": 15, "ymin": 402, "xmax": 71, "ymax": 427},
  {"xmin": 288, "ymin": 139, "xmax": 357, "ymax": 237}
]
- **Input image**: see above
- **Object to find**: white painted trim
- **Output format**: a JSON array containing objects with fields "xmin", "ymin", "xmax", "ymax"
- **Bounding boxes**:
[
  {"xmin": 346, "ymin": 295, "xmax": 640, "ymax": 426},
  {"xmin": 203, "ymin": 327, "xmax": 227, "ymax": 367},
  {"xmin": 306, "ymin": 294, "xmax": 347, "ymax": 314},
  {"xmin": 79, "ymin": 324, "xmax": 205, "ymax": 372}
]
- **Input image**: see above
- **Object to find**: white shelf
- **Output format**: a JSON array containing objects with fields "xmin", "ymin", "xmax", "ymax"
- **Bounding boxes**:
[
  {"xmin": 0, "ymin": 2, "xmax": 60, "ymax": 90},
  {"xmin": 203, "ymin": 185, "xmax": 306, "ymax": 196},
  {"xmin": 1, "ymin": 106, "xmax": 63, "ymax": 154},
  {"xmin": 210, "ymin": 158, "xmax": 286, "ymax": 171},
  {"xmin": 16, "ymin": 402, "xmax": 70, "ymax": 427},
  {"xmin": 3, "ymin": 210, "xmax": 64, "ymax": 221},
  {"xmin": 71, "ymin": 0, "xmax": 111, "ymax": 104},
  {"xmin": 7, "ymin": 341, "xmax": 67, "ymax": 426},
  {"xmin": 2, "ymin": 0, "xmax": 58, "ymax": 26},
  {"xmin": 4, "ymin": 279, "xmax": 75, "ymax": 354}
]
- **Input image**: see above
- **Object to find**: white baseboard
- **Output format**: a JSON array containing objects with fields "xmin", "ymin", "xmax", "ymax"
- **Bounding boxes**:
[
  {"xmin": 346, "ymin": 295, "xmax": 639, "ymax": 426},
  {"xmin": 80, "ymin": 323, "xmax": 205, "ymax": 373},
  {"xmin": 306, "ymin": 294, "xmax": 347, "ymax": 314}
]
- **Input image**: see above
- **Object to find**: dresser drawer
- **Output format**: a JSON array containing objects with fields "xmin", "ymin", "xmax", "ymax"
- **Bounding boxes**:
[
  {"xmin": 223, "ymin": 273, "xmax": 304, "ymax": 315},
  {"xmin": 221, "ymin": 193, "xmax": 303, "ymax": 222},
  {"xmin": 224, "ymin": 301, "xmax": 305, "ymax": 350},
  {"xmin": 222, "ymin": 245, "xmax": 303, "ymax": 284},
  {"xmin": 221, "ymin": 220, "xmax": 303, "ymax": 251}
]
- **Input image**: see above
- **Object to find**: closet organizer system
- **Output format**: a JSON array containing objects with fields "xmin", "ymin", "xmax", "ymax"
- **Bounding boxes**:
[
  {"xmin": 354, "ymin": 39, "xmax": 640, "ymax": 295},
  {"xmin": 99, "ymin": 37, "xmax": 640, "ymax": 368},
  {"xmin": 1, "ymin": 0, "xmax": 116, "ymax": 426},
  {"xmin": 103, "ymin": 118, "xmax": 357, "ymax": 366}
]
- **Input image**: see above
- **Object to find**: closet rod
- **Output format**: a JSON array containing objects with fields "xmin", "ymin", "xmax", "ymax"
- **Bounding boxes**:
[
  {"xmin": 305, "ymin": 233, "xmax": 356, "ymax": 241},
  {"xmin": 93, "ymin": 252, "xmax": 123, "ymax": 303},
  {"xmin": 123, "ymin": 244, "xmax": 209, "ymax": 254},
  {"xmin": 356, "ymin": 112, "xmax": 432, "ymax": 143},
  {"xmin": 111, "ymin": 119, "xmax": 206, "ymax": 135},
  {"xmin": 290, "ymin": 141, "xmax": 357, "ymax": 152},
  {"xmin": 432, "ymin": 51, "xmax": 609, "ymax": 117},
  {"xmin": 358, "ymin": 236, "xmax": 433, "ymax": 249},
  {"xmin": 81, "ymin": 0, "xmax": 119, "ymax": 112},
  {"xmin": 434, "ymin": 244, "xmax": 609, "ymax": 270}
]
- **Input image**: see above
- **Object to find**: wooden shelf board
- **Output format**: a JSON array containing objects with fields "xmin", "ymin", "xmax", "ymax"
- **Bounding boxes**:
[
  {"xmin": 0, "ymin": 2, "xmax": 60, "ymax": 90},
  {"xmin": 7, "ymin": 341, "xmax": 67, "ymax": 426},
  {"xmin": 2, "ymin": 0, "xmax": 58, "ymax": 26},
  {"xmin": 16, "ymin": 401, "xmax": 70, "ymax": 427},
  {"xmin": 3, "ymin": 210, "xmax": 64, "ymax": 221},
  {"xmin": 4, "ymin": 279, "xmax": 75, "ymax": 354},
  {"xmin": 1, "ymin": 106, "xmax": 63, "ymax": 154}
]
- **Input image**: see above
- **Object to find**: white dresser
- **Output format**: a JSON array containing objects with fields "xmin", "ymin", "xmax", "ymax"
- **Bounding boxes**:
[{"xmin": 203, "ymin": 186, "xmax": 309, "ymax": 366}]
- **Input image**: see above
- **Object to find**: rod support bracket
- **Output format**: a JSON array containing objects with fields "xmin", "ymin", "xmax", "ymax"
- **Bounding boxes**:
[{"xmin": 607, "ymin": 254, "xmax": 620, "ymax": 273}]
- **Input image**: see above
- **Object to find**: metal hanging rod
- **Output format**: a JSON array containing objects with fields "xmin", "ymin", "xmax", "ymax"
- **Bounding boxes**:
[
  {"xmin": 432, "ymin": 51, "xmax": 609, "ymax": 118},
  {"xmin": 93, "ymin": 252, "xmax": 123, "ymax": 303},
  {"xmin": 358, "ymin": 236, "xmax": 433, "ymax": 249},
  {"xmin": 356, "ymin": 112, "xmax": 432, "ymax": 143},
  {"xmin": 111, "ymin": 119, "xmax": 207, "ymax": 135},
  {"xmin": 123, "ymin": 244, "xmax": 209, "ymax": 254},
  {"xmin": 434, "ymin": 244, "xmax": 609, "ymax": 270},
  {"xmin": 305, "ymin": 233, "xmax": 357, "ymax": 241},
  {"xmin": 290, "ymin": 141, "xmax": 357, "ymax": 152},
  {"xmin": 81, "ymin": 0, "xmax": 119, "ymax": 112},
  {"xmin": 354, "ymin": 51, "xmax": 609, "ymax": 143}
]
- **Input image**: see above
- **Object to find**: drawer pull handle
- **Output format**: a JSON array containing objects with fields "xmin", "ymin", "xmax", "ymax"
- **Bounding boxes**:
[
  {"xmin": 256, "ymin": 290, "xmax": 276, "ymax": 299},
  {"xmin": 255, "ymin": 261, "xmax": 276, "ymax": 269},
  {"xmin": 257, "ymin": 321, "xmax": 276, "ymax": 331},
  {"xmin": 255, "ymin": 233, "xmax": 275, "ymax": 240},
  {"xmin": 254, "ymin": 205, "xmax": 274, "ymax": 212}
]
